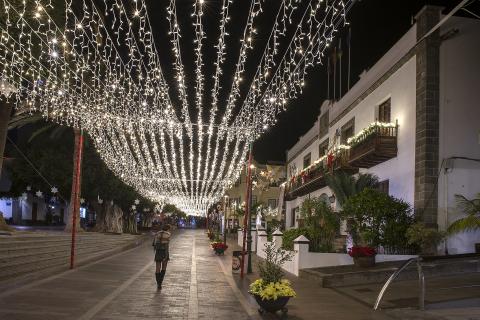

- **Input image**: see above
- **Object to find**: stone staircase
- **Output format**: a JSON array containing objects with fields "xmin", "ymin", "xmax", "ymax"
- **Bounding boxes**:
[
  {"xmin": 300, "ymin": 255, "xmax": 480, "ymax": 288},
  {"xmin": 0, "ymin": 232, "xmax": 146, "ymax": 284}
]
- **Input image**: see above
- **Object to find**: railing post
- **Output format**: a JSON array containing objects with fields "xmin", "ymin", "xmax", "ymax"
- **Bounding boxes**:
[{"xmin": 417, "ymin": 258, "xmax": 425, "ymax": 310}]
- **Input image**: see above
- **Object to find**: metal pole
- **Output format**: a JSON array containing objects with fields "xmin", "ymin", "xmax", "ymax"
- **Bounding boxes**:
[
  {"xmin": 247, "ymin": 177, "xmax": 253, "ymax": 274},
  {"xmin": 417, "ymin": 259, "xmax": 425, "ymax": 310},
  {"xmin": 240, "ymin": 143, "xmax": 253, "ymax": 278},
  {"xmin": 70, "ymin": 129, "xmax": 84, "ymax": 269},
  {"xmin": 223, "ymin": 196, "xmax": 228, "ymax": 245}
]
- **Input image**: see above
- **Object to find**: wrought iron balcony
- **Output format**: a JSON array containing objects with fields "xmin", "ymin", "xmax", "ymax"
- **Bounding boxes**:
[{"xmin": 348, "ymin": 122, "xmax": 398, "ymax": 168}]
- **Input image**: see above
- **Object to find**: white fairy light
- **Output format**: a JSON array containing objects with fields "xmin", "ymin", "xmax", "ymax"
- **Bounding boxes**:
[{"xmin": 0, "ymin": 0, "xmax": 353, "ymax": 213}]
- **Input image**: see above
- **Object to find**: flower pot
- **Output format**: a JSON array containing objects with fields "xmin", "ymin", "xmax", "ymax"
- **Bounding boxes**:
[
  {"xmin": 353, "ymin": 255, "xmax": 375, "ymax": 268},
  {"xmin": 253, "ymin": 294, "xmax": 290, "ymax": 314},
  {"xmin": 214, "ymin": 248, "xmax": 225, "ymax": 255}
]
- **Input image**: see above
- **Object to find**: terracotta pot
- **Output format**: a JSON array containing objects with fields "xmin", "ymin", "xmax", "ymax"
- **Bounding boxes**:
[
  {"xmin": 353, "ymin": 255, "xmax": 376, "ymax": 268},
  {"xmin": 253, "ymin": 294, "xmax": 290, "ymax": 314}
]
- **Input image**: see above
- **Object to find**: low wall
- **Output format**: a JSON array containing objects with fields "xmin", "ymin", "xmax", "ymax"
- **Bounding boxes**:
[{"xmin": 255, "ymin": 230, "xmax": 417, "ymax": 276}]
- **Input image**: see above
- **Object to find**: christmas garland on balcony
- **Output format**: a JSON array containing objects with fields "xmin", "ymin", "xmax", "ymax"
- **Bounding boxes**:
[{"xmin": 347, "ymin": 122, "xmax": 396, "ymax": 148}]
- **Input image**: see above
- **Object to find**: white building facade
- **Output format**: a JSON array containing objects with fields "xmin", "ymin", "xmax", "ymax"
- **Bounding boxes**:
[{"xmin": 284, "ymin": 7, "xmax": 480, "ymax": 254}]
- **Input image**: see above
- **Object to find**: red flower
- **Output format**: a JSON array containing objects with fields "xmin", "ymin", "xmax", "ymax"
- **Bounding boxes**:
[
  {"xmin": 211, "ymin": 242, "xmax": 228, "ymax": 250},
  {"xmin": 348, "ymin": 246, "xmax": 376, "ymax": 257}
]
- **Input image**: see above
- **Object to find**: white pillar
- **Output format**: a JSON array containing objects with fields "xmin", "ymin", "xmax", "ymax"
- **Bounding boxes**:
[
  {"xmin": 272, "ymin": 229, "xmax": 283, "ymax": 250},
  {"xmin": 256, "ymin": 229, "xmax": 268, "ymax": 259},
  {"xmin": 293, "ymin": 235, "xmax": 310, "ymax": 276}
]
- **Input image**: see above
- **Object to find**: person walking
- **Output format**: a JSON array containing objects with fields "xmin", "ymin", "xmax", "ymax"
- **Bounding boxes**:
[{"xmin": 153, "ymin": 224, "xmax": 171, "ymax": 290}]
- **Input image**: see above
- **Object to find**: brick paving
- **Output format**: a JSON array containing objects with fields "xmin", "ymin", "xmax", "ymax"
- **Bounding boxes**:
[
  {"xmin": 0, "ymin": 229, "xmax": 250, "ymax": 320},
  {"xmin": 5, "ymin": 229, "xmax": 472, "ymax": 320}
]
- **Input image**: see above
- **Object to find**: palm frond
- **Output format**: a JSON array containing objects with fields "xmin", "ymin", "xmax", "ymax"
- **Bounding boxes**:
[
  {"xmin": 27, "ymin": 123, "xmax": 56, "ymax": 143},
  {"xmin": 8, "ymin": 113, "xmax": 45, "ymax": 130},
  {"xmin": 355, "ymin": 173, "xmax": 379, "ymax": 193},
  {"xmin": 49, "ymin": 125, "xmax": 69, "ymax": 140},
  {"xmin": 447, "ymin": 215, "xmax": 480, "ymax": 234},
  {"xmin": 454, "ymin": 194, "xmax": 480, "ymax": 216}
]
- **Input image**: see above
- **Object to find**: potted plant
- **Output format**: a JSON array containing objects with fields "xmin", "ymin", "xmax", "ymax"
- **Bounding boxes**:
[
  {"xmin": 348, "ymin": 246, "xmax": 376, "ymax": 267},
  {"xmin": 249, "ymin": 242, "xmax": 296, "ymax": 315},
  {"xmin": 211, "ymin": 241, "xmax": 228, "ymax": 255},
  {"xmin": 406, "ymin": 222, "xmax": 446, "ymax": 256}
]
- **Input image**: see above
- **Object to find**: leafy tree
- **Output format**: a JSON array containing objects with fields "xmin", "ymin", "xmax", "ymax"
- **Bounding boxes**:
[{"xmin": 341, "ymin": 188, "xmax": 414, "ymax": 251}]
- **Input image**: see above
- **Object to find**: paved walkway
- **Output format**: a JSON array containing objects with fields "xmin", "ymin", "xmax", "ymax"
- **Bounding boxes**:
[{"xmin": 4, "ymin": 228, "xmax": 465, "ymax": 320}]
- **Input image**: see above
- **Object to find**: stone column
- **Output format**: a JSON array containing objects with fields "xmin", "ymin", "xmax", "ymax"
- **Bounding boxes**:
[{"xmin": 414, "ymin": 6, "xmax": 442, "ymax": 227}]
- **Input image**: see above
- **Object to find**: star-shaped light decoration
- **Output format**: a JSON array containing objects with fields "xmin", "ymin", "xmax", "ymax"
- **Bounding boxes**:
[
  {"xmin": 26, "ymin": 186, "xmax": 31, "ymax": 191},
  {"xmin": 51, "ymin": 186, "xmax": 58, "ymax": 194},
  {"xmin": 134, "ymin": 199, "xmax": 140, "ymax": 205},
  {"xmin": 131, "ymin": 205, "xmax": 136, "ymax": 210},
  {"xmin": 80, "ymin": 198, "xmax": 85, "ymax": 204},
  {"xmin": 36, "ymin": 190, "xmax": 43, "ymax": 198},
  {"xmin": 21, "ymin": 192, "xmax": 28, "ymax": 201}
]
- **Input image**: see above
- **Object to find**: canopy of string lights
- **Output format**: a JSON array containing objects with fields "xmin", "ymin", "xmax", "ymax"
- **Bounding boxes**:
[{"xmin": 0, "ymin": 0, "xmax": 353, "ymax": 215}]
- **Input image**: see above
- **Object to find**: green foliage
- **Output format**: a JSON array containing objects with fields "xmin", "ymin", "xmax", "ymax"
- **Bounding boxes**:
[
  {"xmin": 5, "ymin": 122, "xmax": 155, "ymax": 213},
  {"xmin": 266, "ymin": 220, "xmax": 282, "ymax": 241},
  {"xmin": 249, "ymin": 279, "xmax": 296, "ymax": 300},
  {"xmin": 448, "ymin": 193, "xmax": 480, "ymax": 234},
  {"xmin": 282, "ymin": 228, "xmax": 307, "ymax": 250},
  {"xmin": 258, "ymin": 242, "xmax": 294, "ymax": 284},
  {"xmin": 300, "ymin": 197, "xmax": 339, "ymax": 252},
  {"xmin": 406, "ymin": 222, "xmax": 445, "ymax": 255},
  {"xmin": 342, "ymin": 189, "xmax": 414, "ymax": 250},
  {"xmin": 325, "ymin": 171, "xmax": 379, "ymax": 206}
]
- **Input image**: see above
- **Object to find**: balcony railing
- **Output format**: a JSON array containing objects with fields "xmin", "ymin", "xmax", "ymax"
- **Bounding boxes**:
[
  {"xmin": 348, "ymin": 122, "xmax": 398, "ymax": 168},
  {"xmin": 285, "ymin": 163, "xmax": 327, "ymax": 200}
]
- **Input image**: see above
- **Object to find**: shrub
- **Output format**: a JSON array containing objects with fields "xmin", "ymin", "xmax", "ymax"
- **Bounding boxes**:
[
  {"xmin": 342, "ymin": 189, "xmax": 414, "ymax": 251},
  {"xmin": 282, "ymin": 228, "xmax": 307, "ymax": 250},
  {"xmin": 406, "ymin": 222, "xmax": 445, "ymax": 255},
  {"xmin": 300, "ymin": 197, "xmax": 340, "ymax": 252}
]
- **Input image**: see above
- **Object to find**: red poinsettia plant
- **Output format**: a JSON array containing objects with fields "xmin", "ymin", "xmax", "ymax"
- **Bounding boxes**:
[
  {"xmin": 211, "ymin": 242, "xmax": 228, "ymax": 251},
  {"xmin": 348, "ymin": 246, "xmax": 376, "ymax": 258}
]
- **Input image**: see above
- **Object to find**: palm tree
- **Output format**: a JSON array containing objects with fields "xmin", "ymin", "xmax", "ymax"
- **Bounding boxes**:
[
  {"xmin": 324, "ymin": 171, "xmax": 379, "ymax": 206},
  {"xmin": 448, "ymin": 193, "xmax": 480, "ymax": 234}
]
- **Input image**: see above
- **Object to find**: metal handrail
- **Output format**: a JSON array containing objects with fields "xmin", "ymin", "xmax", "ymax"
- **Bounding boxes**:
[{"xmin": 373, "ymin": 257, "xmax": 424, "ymax": 311}]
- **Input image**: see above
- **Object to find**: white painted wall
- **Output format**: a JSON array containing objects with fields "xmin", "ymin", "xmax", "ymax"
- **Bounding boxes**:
[
  {"xmin": 0, "ymin": 198, "xmax": 13, "ymax": 219},
  {"xmin": 438, "ymin": 17, "xmax": 480, "ymax": 254}
]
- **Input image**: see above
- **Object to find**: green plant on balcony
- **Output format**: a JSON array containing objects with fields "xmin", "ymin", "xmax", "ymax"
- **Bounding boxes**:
[{"xmin": 325, "ymin": 171, "xmax": 379, "ymax": 206}]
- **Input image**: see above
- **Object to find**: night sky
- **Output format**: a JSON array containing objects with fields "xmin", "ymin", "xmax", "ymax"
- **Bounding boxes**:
[{"xmin": 119, "ymin": 0, "xmax": 471, "ymax": 163}]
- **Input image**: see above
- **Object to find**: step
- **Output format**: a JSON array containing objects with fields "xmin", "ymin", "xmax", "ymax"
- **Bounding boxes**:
[
  {"xmin": 0, "ymin": 242, "xmax": 129, "ymax": 268},
  {"xmin": 300, "ymin": 256, "xmax": 480, "ymax": 288},
  {"xmin": 0, "ymin": 241, "xmax": 133, "ymax": 265},
  {"xmin": 0, "ymin": 234, "xmax": 138, "ymax": 250},
  {"xmin": 0, "ymin": 237, "xmax": 145, "ymax": 281},
  {"xmin": 0, "ymin": 237, "xmax": 138, "ymax": 254}
]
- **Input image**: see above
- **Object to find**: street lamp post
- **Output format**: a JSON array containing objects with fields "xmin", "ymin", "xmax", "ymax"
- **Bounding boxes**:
[
  {"xmin": 223, "ymin": 195, "xmax": 228, "ymax": 245},
  {"xmin": 241, "ymin": 143, "xmax": 253, "ymax": 278}
]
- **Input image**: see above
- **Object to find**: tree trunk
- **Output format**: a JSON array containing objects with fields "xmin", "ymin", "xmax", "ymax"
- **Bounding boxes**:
[
  {"xmin": 0, "ymin": 98, "xmax": 13, "ymax": 177},
  {"xmin": 65, "ymin": 129, "xmax": 84, "ymax": 232}
]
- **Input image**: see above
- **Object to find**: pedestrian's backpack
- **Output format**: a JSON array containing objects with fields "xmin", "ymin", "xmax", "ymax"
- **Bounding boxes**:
[{"xmin": 154, "ymin": 231, "xmax": 170, "ymax": 251}]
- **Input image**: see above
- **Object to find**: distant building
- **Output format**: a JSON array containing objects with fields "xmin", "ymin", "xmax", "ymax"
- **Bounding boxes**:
[
  {"xmin": 284, "ymin": 6, "xmax": 480, "ymax": 254},
  {"xmin": 223, "ymin": 160, "xmax": 286, "ymax": 229}
]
